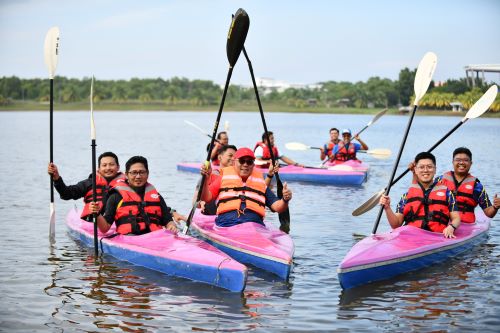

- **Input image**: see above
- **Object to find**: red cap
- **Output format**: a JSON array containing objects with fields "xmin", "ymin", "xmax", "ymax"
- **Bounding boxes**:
[{"xmin": 235, "ymin": 147, "xmax": 255, "ymax": 160}]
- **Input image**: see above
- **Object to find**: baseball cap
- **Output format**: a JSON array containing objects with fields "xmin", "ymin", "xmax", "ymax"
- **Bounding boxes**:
[
  {"xmin": 235, "ymin": 147, "xmax": 255, "ymax": 160},
  {"xmin": 341, "ymin": 128, "xmax": 352, "ymax": 135}
]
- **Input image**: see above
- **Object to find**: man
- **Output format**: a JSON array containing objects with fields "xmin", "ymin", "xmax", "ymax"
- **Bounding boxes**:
[
  {"xmin": 379, "ymin": 152, "xmax": 460, "ymax": 238},
  {"xmin": 319, "ymin": 127, "xmax": 340, "ymax": 161},
  {"xmin": 330, "ymin": 128, "xmax": 369, "ymax": 162},
  {"xmin": 438, "ymin": 147, "xmax": 499, "ymax": 222},
  {"xmin": 254, "ymin": 131, "xmax": 303, "ymax": 168},
  {"xmin": 91, "ymin": 156, "xmax": 178, "ymax": 234},
  {"xmin": 207, "ymin": 131, "xmax": 229, "ymax": 166},
  {"xmin": 199, "ymin": 147, "xmax": 292, "ymax": 227},
  {"xmin": 47, "ymin": 151, "xmax": 124, "ymax": 221}
]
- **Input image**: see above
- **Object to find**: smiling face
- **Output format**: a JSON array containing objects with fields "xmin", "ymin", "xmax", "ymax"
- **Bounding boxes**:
[
  {"xmin": 330, "ymin": 129, "xmax": 339, "ymax": 142},
  {"xmin": 126, "ymin": 162, "xmax": 149, "ymax": 187},
  {"xmin": 415, "ymin": 158, "xmax": 436, "ymax": 186},
  {"xmin": 218, "ymin": 148, "xmax": 236, "ymax": 168},
  {"xmin": 98, "ymin": 156, "xmax": 119, "ymax": 179},
  {"xmin": 342, "ymin": 133, "xmax": 351, "ymax": 142},
  {"xmin": 234, "ymin": 157, "xmax": 255, "ymax": 180},
  {"xmin": 452, "ymin": 153, "xmax": 472, "ymax": 176},
  {"xmin": 219, "ymin": 133, "xmax": 229, "ymax": 145}
]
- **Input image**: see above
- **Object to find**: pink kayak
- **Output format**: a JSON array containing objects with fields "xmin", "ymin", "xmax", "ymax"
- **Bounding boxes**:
[
  {"xmin": 190, "ymin": 209, "xmax": 294, "ymax": 279},
  {"xmin": 324, "ymin": 159, "xmax": 369, "ymax": 173},
  {"xmin": 177, "ymin": 162, "xmax": 366, "ymax": 185},
  {"xmin": 338, "ymin": 211, "xmax": 490, "ymax": 289},
  {"xmin": 66, "ymin": 208, "xmax": 247, "ymax": 292}
]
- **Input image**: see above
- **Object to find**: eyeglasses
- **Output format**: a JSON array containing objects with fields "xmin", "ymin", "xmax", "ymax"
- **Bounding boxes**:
[
  {"xmin": 128, "ymin": 170, "xmax": 148, "ymax": 176},
  {"xmin": 416, "ymin": 165, "xmax": 435, "ymax": 171},
  {"xmin": 238, "ymin": 158, "xmax": 255, "ymax": 166},
  {"xmin": 453, "ymin": 158, "xmax": 471, "ymax": 163}
]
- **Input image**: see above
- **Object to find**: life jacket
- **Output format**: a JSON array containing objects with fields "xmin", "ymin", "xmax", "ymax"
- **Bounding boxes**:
[
  {"xmin": 113, "ymin": 181, "xmax": 164, "ymax": 235},
  {"xmin": 333, "ymin": 141, "xmax": 357, "ymax": 161},
  {"xmin": 403, "ymin": 181, "xmax": 450, "ymax": 233},
  {"xmin": 216, "ymin": 166, "xmax": 267, "ymax": 217},
  {"xmin": 254, "ymin": 142, "xmax": 279, "ymax": 168},
  {"xmin": 81, "ymin": 172, "xmax": 125, "ymax": 220},
  {"xmin": 440, "ymin": 171, "xmax": 477, "ymax": 223},
  {"xmin": 324, "ymin": 140, "xmax": 339, "ymax": 158}
]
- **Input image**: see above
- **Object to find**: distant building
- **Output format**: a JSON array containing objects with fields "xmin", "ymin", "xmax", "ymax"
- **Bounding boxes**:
[
  {"xmin": 255, "ymin": 77, "xmax": 321, "ymax": 95},
  {"xmin": 336, "ymin": 98, "xmax": 350, "ymax": 108},
  {"xmin": 464, "ymin": 64, "xmax": 500, "ymax": 87},
  {"xmin": 449, "ymin": 102, "xmax": 463, "ymax": 112}
]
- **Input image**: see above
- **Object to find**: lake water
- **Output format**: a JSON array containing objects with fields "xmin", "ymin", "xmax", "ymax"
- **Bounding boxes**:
[{"xmin": 0, "ymin": 110, "xmax": 499, "ymax": 332}]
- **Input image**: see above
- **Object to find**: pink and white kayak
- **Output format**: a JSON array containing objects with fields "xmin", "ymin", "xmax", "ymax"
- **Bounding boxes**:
[
  {"xmin": 324, "ymin": 159, "xmax": 369, "ymax": 173},
  {"xmin": 66, "ymin": 208, "xmax": 247, "ymax": 292},
  {"xmin": 338, "ymin": 211, "xmax": 490, "ymax": 289},
  {"xmin": 190, "ymin": 209, "xmax": 294, "ymax": 280},
  {"xmin": 177, "ymin": 162, "xmax": 366, "ymax": 185}
]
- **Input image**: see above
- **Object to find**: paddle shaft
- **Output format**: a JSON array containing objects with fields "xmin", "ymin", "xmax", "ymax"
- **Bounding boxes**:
[
  {"xmin": 50, "ymin": 79, "xmax": 54, "ymax": 203},
  {"xmin": 184, "ymin": 67, "xmax": 234, "ymax": 233},
  {"xmin": 372, "ymin": 105, "xmax": 418, "ymax": 234},
  {"xmin": 91, "ymin": 139, "xmax": 98, "ymax": 256},
  {"xmin": 242, "ymin": 46, "xmax": 290, "ymax": 233}
]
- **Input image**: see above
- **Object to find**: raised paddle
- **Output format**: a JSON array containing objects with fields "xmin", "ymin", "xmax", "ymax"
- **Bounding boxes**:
[
  {"xmin": 183, "ymin": 8, "xmax": 249, "ymax": 235},
  {"xmin": 322, "ymin": 108, "xmax": 387, "ymax": 165},
  {"xmin": 370, "ymin": 52, "xmax": 437, "ymax": 234},
  {"xmin": 285, "ymin": 142, "xmax": 392, "ymax": 159},
  {"xmin": 90, "ymin": 77, "xmax": 99, "ymax": 256},
  {"xmin": 184, "ymin": 120, "xmax": 223, "ymax": 144},
  {"xmin": 242, "ymin": 46, "xmax": 291, "ymax": 233},
  {"xmin": 352, "ymin": 84, "xmax": 498, "ymax": 217},
  {"xmin": 44, "ymin": 26, "xmax": 60, "ymax": 242}
]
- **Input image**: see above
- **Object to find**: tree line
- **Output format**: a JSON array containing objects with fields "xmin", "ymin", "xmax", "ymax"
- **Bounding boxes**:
[{"xmin": 1, "ymin": 69, "xmax": 498, "ymax": 112}]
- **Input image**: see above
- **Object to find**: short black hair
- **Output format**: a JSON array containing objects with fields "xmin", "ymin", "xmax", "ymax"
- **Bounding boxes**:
[
  {"xmin": 125, "ymin": 156, "xmax": 148, "ymax": 172},
  {"xmin": 98, "ymin": 152, "xmax": 119, "ymax": 166},
  {"xmin": 218, "ymin": 144, "xmax": 237, "ymax": 156},
  {"xmin": 216, "ymin": 131, "xmax": 227, "ymax": 139},
  {"xmin": 414, "ymin": 152, "xmax": 436, "ymax": 165},
  {"xmin": 453, "ymin": 147, "xmax": 472, "ymax": 160},
  {"xmin": 262, "ymin": 131, "xmax": 274, "ymax": 141},
  {"xmin": 330, "ymin": 128, "xmax": 339, "ymax": 133}
]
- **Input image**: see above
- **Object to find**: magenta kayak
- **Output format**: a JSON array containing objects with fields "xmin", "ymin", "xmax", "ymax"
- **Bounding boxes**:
[
  {"xmin": 190, "ymin": 209, "xmax": 294, "ymax": 280},
  {"xmin": 177, "ymin": 162, "xmax": 366, "ymax": 185},
  {"xmin": 338, "ymin": 211, "xmax": 490, "ymax": 289},
  {"xmin": 324, "ymin": 159, "xmax": 369, "ymax": 173},
  {"xmin": 66, "ymin": 208, "xmax": 247, "ymax": 292}
]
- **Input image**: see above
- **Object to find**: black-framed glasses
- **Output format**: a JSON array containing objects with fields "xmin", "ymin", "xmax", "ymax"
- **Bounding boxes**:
[
  {"xmin": 238, "ymin": 158, "xmax": 255, "ymax": 166},
  {"xmin": 128, "ymin": 170, "xmax": 148, "ymax": 176}
]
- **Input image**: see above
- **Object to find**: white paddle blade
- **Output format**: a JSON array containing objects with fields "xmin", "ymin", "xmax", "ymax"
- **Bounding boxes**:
[
  {"xmin": 413, "ymin": 52, "xmax": 437, "ymax": 106},
  {"xmin": 366, "ymin": 148, "xmax": 392, "ymax": 159},
  {"xmin": 224, "ymin": 120, "xmax": 230, "ymax": 133},
  {"xmin": 352, "ymin": 189, "xmax": 385, "ymax": 216},
  {"xmin": 44, "ymin": 27, "xmax": 60, "ymax": 79},
  {"xmin": 184, "ymin": 120, "xmax": 208, "ymax": 135},
  {"xmin": 90, "ymin": 77, "xmax": 96, "ymax": 140},
  {"xmin": 465, "ymin": 85, "xmax": 498, "ymax": 119},
  {"xmin": 285, "ymin": 142, "xmax": 310, "ymax": 151},
  {"xmin": 254, "ymin": 159, "xmax": 268, "ymax": 166},
  {"xmin": 49, "ymin": 202, "xmax": 56, "ymax": 240}
]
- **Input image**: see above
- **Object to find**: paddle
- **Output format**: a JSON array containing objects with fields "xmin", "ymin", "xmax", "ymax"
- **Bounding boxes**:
[
  {"xmin": 44, "ymin": 26, "xmax": 60, "ymax": 242},
  {"xmin": 353, "ymin": 84, "xmax": 498, "ymax": 217},
  {"xmin": 371, "ymin": 52, "xmax": 437, "ymax": 234},
  {"xmin": 242, "ymin": 47, "xmax": 291, "ymax": 234},
  {"xmin": 182, "ymin": 8, "xmax": 249, "ymax": 235},
  {"xmin": 322, "ymin": 108, "xmax": 387, "ymax": 165},
  {"xmin": 285, "ymin": 142, "xmax": 391, "ymax": 159},
  {"xmin": 184, "ymin": 120, "xmax": 223, "ymax": 144},
  {"xmin": 89, "ymin": 77, "xmax": 99, "ymax": 256}
]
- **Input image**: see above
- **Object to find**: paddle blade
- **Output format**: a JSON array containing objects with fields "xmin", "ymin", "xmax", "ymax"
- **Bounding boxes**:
[
  {"xmin": 90, "ymin": 77, "xmax": 96, "ymax": 140},
  {"xmin": 44, "ymin": 26, "xmax": 60, "ymax": 79},
  {"xmin": 366, "ymin": 108, "xmax": 387, "ymax": 126},
  {"xmin": 285, "ymin": 142, "xmax": 310, "ymax": 151},
  {"xmin": 224, "ymin": 120, "xmax": 230, "ymax": 133},
  {"xmin": 413, "ymin": 52, "xmax": 437, "ymax": 106},
  {"xmin": 227, "ymin": 8, "xmax": 250, "ymax": 67},
  {"xmin": 365, "ymin": 148, "xmax": 392, "ymax": 159},
  {"xmin": 49, "ymin": 202, "xmax": 55, "ymax": 241},
  {"xmin": 465, "ymin": 85, "xmax": 498, "ymax": 119},
  {"xmin": 352, "ymin": 189, "xmax": 385, "ymax": 216},
  {"xmin": 276, "ymin": 177, "xmax": 290, "ymax": 233}
]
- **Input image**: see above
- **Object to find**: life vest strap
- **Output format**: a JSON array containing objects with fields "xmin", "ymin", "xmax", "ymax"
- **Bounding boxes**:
[
  {"xmin": 219, "ymin": 186, "xmax": 266, "ymax": 197},
  {"xmin": 217, "ymin": 195, "xmax": 266, "ymax": 207}
]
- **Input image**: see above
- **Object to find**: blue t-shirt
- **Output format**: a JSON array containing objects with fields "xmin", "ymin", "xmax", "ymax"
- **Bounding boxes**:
[{"xmin": 215, "ymin": 187, "xmax": 280, "ymax": 227}]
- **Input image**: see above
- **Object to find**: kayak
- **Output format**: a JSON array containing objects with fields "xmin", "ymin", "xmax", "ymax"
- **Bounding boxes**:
[
  {"xmin": 190, "ymin": 208, "xmax": 294, "ymax": 280},
  {"xmin": 324, "ymin": 159, "xmax": 369, "ymax": 173},
  {"xmin": 177, "ymin": 162, "xmax": 367, "ymax": 185},
  {"xmin": 337, "ymin": 211, "xmax": 490, "ymax": 289},
  {"xmin": 66, "ymin": 208, "xmax": 247, "ymax": 292}
]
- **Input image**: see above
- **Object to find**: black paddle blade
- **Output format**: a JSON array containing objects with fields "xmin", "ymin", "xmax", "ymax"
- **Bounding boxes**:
[
  {"xmin": 276, "ymin": 175, "xmax": 290, "ymax": 233},
  {"xmin": 226, "ymin": 8, "xmax": 250, "ymax": 67}
]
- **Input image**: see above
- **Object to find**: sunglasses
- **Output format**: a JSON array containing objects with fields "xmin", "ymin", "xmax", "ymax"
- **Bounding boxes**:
[{"xmin": 238, "ymin": 158, "xmax": 255, "ymax": 166}]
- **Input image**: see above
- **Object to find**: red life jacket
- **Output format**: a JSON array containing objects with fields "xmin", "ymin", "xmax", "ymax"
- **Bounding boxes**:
[
  {"xmin": 333, "ymin": 141, "xmax": 357, "ymax": 161},
  {"xmin": 403, "ymin": 181, "xmax": 450, "ymax": 233},
  {"xmin": 81, "ymin": 172, "xmax": 125, "ymax": 220},
  {"xmin": 440, "ymin": 171, "xmax": 477, "ymax": 223},
  {"xmin": 254, "ymin": 142, "xmax": 279, "ymax": 168},
  {"xmin": 113, "ymin": 181, "xmax": 164, "ymax": 235}
]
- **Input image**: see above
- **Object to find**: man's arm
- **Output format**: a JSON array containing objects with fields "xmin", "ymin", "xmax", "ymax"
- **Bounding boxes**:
[
  {"xmin": 380, "ymin": 194, "xmax": 405, "ymax": 228},
  {"xmin": 474, "ymin": 181, "xmax": 499, "ymax": 218},
  {"xmin": 354, "ymin": 136, "xmax": 368, "ymax": 150},
  {"xmin": 159, "ymin": 196, "xmax": 177, "ymax": 232},
  {"xmin": 269, "ymin": 182, "xmax": 292, "ymax": 213},
  {"xmin": 92, "ymin": 192, "xmax": 121, "ymax": 233}
]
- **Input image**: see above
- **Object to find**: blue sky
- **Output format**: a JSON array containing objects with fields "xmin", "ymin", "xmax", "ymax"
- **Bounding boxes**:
[{"xmin": 1, "ymin": 0, "xmax": 499, "ymax": 85}]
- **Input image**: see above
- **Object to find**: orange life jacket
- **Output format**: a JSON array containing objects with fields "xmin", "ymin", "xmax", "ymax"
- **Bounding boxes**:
[
  {"xmin": 254, "ymin": 142, "xmax": 279, "ymax": 168},
  {"xmin": 216, "ymin": 166, "xmax": 267, "ymax": 217},
  {"xmin": 81, "ymin": 172, "xmax": 125, "ymax": 220},
  {"xmin": 113, "ymin": 181, "xmax": 163, "ymax": 235},
  {"xmin": 403, "ymin": 181, "xmax": 450, "ymax": 233},
  {"xmin": 440, "ymin": 171, "xmax": 477, "ymax": 223},
  {"xmin": 333, "ymin": 141, "xmax": 357, "ymax": 161}
]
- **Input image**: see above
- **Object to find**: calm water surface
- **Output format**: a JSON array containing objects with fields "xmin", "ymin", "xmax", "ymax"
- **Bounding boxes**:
[{"xmin": 0, "ymin": 111, "xmax": 499, "ymax": 332}]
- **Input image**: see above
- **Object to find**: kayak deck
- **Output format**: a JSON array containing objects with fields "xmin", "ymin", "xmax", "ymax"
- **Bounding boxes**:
[{"xmin": 66, "ymin": 208, "xmax": 247, "ymax": 292}]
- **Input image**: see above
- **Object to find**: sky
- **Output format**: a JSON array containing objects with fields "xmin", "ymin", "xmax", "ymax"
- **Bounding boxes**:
[{"xmin": 1, "ymin": 0, "xmax": 499, "ymax": 86}]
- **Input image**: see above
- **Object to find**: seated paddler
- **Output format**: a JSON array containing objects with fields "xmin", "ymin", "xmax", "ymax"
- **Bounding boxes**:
[
  {"xmin": 379, "ymin": 152, "xmax": 460, "ymax": 238},
  {"xmin": 199, "ymin": 147, "xmax": 292, "ymax": 227},
  {"xmin": 90, "ymin": 156, "xmax": 179, "ymax": 235}
]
